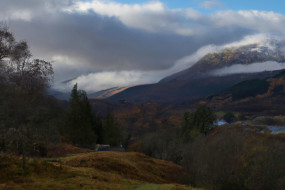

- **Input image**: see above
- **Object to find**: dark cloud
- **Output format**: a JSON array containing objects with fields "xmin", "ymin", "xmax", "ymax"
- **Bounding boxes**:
[
  {"xmin": 9, "ymin": 11, "xmax": 248, "ymax": 77},
  {"xmin": 11, "ymin": 13, "xmax": 195, "ymax": 70}
]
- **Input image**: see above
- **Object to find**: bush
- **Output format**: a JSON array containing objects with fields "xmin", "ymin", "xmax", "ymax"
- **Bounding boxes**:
[{"xmin": 140, "ymin": 128, "xmax": 183, "ymax": 164}]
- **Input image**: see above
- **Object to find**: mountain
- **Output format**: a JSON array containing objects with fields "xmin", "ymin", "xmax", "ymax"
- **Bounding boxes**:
[
  {"xmin": 107, "ymin": 71, "xmax": 281, "ymax": 104},
  {"xmin": 197, "ymin": 70, "xmax": 285, "ymax": 114},
  {"xmin": 107, "ymin": 41, "xmax": 285, "ymax": 104},
  {"xmin": 88, "ymin": 86, "xmax": 135, "ymax": 99},
  {"xmin": 160, "ymin": 40, "xmax": 285, "ymax": 83}
]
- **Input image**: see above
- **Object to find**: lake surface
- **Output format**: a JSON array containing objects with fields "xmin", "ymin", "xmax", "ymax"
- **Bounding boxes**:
[{"xmin": 216, "ymin": 121, "xmax": 228, "ymax": 126}]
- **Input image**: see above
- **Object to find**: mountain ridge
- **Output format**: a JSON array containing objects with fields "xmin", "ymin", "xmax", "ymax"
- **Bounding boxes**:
[
  {"xmin": 105, "ymin": 41, "xmax": 285, "ymax": 103},
  {"xmin": 160, "ymin": 41, "xmax": 285, "ymax": 83}
]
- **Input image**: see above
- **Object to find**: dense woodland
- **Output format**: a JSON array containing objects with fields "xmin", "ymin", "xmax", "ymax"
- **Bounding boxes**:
[{"xmin": 0, "ymin": 25, "xmax": 285, "ymax": 190}]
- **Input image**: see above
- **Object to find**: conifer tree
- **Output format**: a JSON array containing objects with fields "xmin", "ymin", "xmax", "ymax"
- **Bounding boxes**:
[
  {"xmin": 66, "ymin": 84, "xmax": 96, "ymax": 146},
  {"xmin": 93, "ymin": 114, "xmax": 103, "ymax": 144},
  {"xmin": 103, "ymin": 112, "xmax": 121, "ymax": 146}
]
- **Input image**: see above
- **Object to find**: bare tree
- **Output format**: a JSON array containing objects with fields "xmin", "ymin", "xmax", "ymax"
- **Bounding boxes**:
[
  {"xmin": 0, "ymin": 24, "xmax": 54, "ymax": 169},
  {"xmin": 0, "ymin": 24, "xmax": 53, "ymax": 91},
  {"xmin": 0, "ymin": 24, "xmax": 15, "ymax": 61}
]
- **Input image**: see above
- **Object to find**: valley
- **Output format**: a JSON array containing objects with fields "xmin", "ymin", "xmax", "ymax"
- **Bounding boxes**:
[{"xmin": 1, "ymin": 10, "xmax": 285, "ymax": 190}]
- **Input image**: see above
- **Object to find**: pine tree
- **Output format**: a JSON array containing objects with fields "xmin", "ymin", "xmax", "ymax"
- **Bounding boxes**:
[
  {"xmin": 193, "ymin": 106, "xmax": 216, "ymax": 135},
  {"xmin": 66, "ymin": 84, "xmax": 96, "ymax": 147},
  {"xmin": 93, "ymin": 114, "xmax": 103, "ymax": 144}
]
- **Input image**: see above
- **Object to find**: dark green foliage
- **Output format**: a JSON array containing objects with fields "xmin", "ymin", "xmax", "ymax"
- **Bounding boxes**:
[
  {"xmin": 140, "ymin": 128, "xmax": 183, "ymax": 164},
  {"xmin": 102, "ymin": 112, "xmax": 121, "ymax": 146},
  {"xmin": 273, "ymin": 84, "xmax": 284, "ymax": 93},
  {"xmin": 229, "ymin": 79, "xmax": 269, "ymax": 100},
  {"xmin": 181, "ymin": 106, "xmax": 216, "ymax": 141},
  {"xmin": 93, "ymin": 114, "xmax": 104, "ymax": 144},
  {"xmin": 181, "ymin": 112, "xmax": 200, "ymax": 142},
  {"xmin": 192, "ymin": 106, "xmax": 217, "ymax": 135},
  {"xmin": 223, "ymin": 111, "xmax": 236, "ymax": 123},
  {"xmin": 64, "ymin": 84, "xmax": 96, "ymax": 146}
]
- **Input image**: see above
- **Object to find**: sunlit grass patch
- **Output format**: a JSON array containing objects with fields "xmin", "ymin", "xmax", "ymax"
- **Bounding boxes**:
[{"xmin": 0, "ymin": 152, "xmax": 198, "ymax": 190}]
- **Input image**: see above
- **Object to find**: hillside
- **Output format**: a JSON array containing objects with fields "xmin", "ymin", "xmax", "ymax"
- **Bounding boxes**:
[
  {"xmin": 197, "ymin": 70, "xmax": 285, "ymax": 114},
  {"xmin": 0, "ymin": 152, "xmax": 197, "ymax": 190},
  {"xmin": 107, "ymin": 70, "xmax": 281, "ymax": 104},
  {"xmin": 89, "ymin": 86, "xmax": 135, "ymax": 99}
]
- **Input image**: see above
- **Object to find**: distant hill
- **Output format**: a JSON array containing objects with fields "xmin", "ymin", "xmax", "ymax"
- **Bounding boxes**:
[
  {"xmin": 108, "ymin": 70, "xmax": 282, "ymax": 104},
  {"xmin": 48, "ymin": 89, "xmax": 70, "ymax": 100}
]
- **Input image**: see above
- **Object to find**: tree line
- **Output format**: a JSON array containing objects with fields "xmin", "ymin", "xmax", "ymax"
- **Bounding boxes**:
[{"xmin": 132, "ymin": 106, "xmax": 284, "ymax": 190}]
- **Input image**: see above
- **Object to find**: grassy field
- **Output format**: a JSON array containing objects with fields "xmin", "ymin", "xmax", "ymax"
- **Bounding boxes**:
[{"xmin": 0, "ymin": 151, "xmax": 200, "ymax": 190}]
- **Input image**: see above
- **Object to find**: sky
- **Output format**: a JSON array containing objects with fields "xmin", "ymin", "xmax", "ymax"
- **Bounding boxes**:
[{"xmin": 1, "ymin": 0, "xmax": 285, "ymax": 92}]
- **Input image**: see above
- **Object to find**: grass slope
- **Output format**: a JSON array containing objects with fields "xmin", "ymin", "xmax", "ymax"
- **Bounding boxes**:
[{"xmin": 1, "ymin": 152, "xmax": 199, "ymax": 190}]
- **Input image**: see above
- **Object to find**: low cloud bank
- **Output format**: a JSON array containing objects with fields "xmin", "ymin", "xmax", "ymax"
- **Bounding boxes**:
[
  {"xmin": 211, "ymin": 61, "xmax": 285, "ymax": 76},
  {"xmin": 58, "ymin": 34, "xmax": 285, "ymax": 92},
  {"xmin": 55, "ymin": 70, "xmax": 162, "ymax": 92},
  {"xmin": 56, "ymin": 44, "xmax": 222, "ymax": 92}
]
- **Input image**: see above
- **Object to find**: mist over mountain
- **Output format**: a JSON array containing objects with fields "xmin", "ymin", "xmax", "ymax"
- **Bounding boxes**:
[
  {"xmin": 160, "ymin": 40, "xmax": 285, "ymax": 83},
  {"xmin": 106, "ymin": 40, "xmax": 285, "ymax": 103}
]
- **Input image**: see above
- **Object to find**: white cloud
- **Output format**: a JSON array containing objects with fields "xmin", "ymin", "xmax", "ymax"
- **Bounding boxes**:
[
  {"xmin": 0, "ymin": 0, "xmax": 73, "ymax": 21},
  {"xmin": 62, "ymin": 70, "xmax": 160, "ymax": 92},
  {"xmin": 168, "ymin": 44, "xmax": 222, "ymax": 74},
  {"xmin": 63, "ymin": 1, "xmax": 285, "ymax": 37},
  {"xmin": 212, "ymin": 10, "xmax": 285, "ymax": 34},
  {"xmin": 65, "ymin": 1, "xmax": 166, "ymax": 31},
  {"xmin": 211, "ymin": 61, "xmax": 285, "ymax": 76},
  {"xmin": 64, "ymin": 0, "xmax": 206, "ymax": 36},
  {"xmin": 223, "ymin": 33, "xmax": 270, "ymax": 48}
]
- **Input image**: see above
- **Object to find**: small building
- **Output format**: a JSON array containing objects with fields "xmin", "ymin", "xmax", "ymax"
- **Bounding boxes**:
[{"xmin": 96, "ymin": 144, "xmax": 110, "ymax": 151}]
